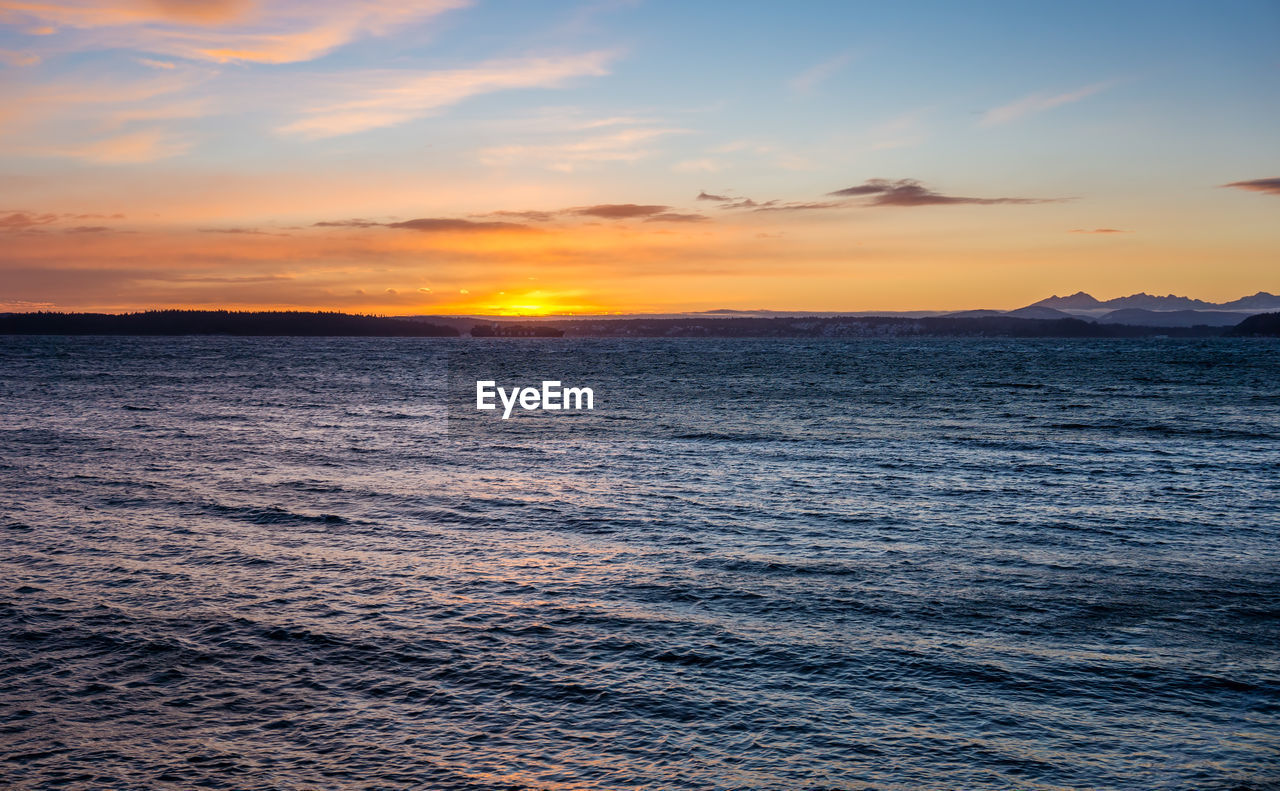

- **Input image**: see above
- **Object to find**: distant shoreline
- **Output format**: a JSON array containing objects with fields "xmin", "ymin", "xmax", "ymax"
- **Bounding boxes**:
[{"xmin": 2, "ymin": 310, "xmax": 1277, "ymax": 338}]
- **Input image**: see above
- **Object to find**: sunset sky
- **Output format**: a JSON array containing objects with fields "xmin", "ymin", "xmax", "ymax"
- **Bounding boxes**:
[{"xmin": 1, "ymin": 0, "xmax": 1276, "ymax": 314}]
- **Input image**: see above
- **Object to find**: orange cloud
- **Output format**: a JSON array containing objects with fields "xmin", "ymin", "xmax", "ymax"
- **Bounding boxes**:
[
  {"xmin": 37, "ymin": 127, "xmax": 192, "ymax": 163},
  {"xmin": 0, "ymin": 0, "xmax": 469, "ymax": 64},
  {"xmin": 0, "ymin": 48, "xmax": 40, "ymax": 66}
]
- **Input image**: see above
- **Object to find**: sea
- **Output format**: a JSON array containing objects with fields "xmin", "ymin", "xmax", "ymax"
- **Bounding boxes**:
[{"xmin": 1, "ymin": 336, "xmax": 1277, "ymax": 790}]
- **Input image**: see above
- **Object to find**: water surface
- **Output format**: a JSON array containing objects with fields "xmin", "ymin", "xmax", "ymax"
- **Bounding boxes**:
[{"xmin": 1, "ymin": 337, "xmax": 1277, "ymax": 789}]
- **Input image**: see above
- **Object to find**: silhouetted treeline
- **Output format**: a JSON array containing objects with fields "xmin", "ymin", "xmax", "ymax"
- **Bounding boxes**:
[
  {"xmin": 1229, "ymin": 312, "xmax": 1280, "ymax": 337},
  {"xmin": 2, "ymin": 310, "xmax": 1255, "ymax": 339},
  {"xmin": 0, "ymin": 310, "xmax": 458, "ymax": 336}
]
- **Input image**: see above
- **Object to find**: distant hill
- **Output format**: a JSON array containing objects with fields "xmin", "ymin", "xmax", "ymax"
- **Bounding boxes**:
[
  {"xmin": 1096, "ymin": 309, "xmax": 1250, "ymax": 327},
  {"xmin": 940, "ymin": 309, "xmax": 1004, "ymax": 318},
  {"xmin": 1229, "ymin": 312, "xmax": 1280, "ymax": 337},
  {"xmin": 0, "ymin": 310, "xmax": 458, "ymax": 336},
  {"xmin": 1003, "ymin": 305, "xmax": 1076, "ymax": 320}
]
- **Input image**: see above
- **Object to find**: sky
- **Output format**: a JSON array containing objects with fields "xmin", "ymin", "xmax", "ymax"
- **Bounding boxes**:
[{"xmin": 1, "ymin": 0, "xmax": 1277, "ymax": 314}]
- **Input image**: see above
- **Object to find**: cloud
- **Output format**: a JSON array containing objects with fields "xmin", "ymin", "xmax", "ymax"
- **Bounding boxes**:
[
  {"xmin": 0, "ymin": 299, "xmax": 58, "ymax": 311},
  {"xmin": 1, "ymin": 70, "xmax": 205, "ymax": 133},
  {"xmin": 144, "ymin": 0, "xmax": 253, "ymax": 24},
  {"xmin": 752, "ymin": 201, "xmax": 842, "ymax": 212},
  {"xmin": 312, "ymin": 203, "xmax": 709, "ymax": 238},
  {"xmin": 1222, "ymin": 178, "xmax": 1280, "ymax": 196},
  {"xmin": 161, "ymin": 273, "xmax": 296, "ymax": 283},
  {"xmin": 479, "ymin": 203, "xmax": 707, "ymax": 224},
  {"xmin": 313, "ymin": 218, "xmax": 382, "ymax": 228},
  {"xmin": 0, "ymin": 211, "xmax": 60, "ymax": 231},
  {"xmin": 672, "ymin": 158, "xmax": 719, "ymax": 173},
  {"xmin": 863, "ymin": 109, "xmax": 931, "ymax": 151},
  {"xmin": 695, "ymin": 180, "xmax": 1054, "ymax": 213},
  {"xmin": 3, "ymin": 0, "xmax": 254, "ymax": 27},
  {"xmin": 980, "ymin": 81, "xmax": 1111, "ymax": 126},
  {"xmin": 695, "ymin": 192, "xmax": 822, "ymax": 212},
  {"xmin": 482, "ymin": 210, "xmax": 558, "ymax": 222},
  {"xmin": 790, "ymin": 52, "xmax": 853, "ymax": 94},
  {"xmin": 696, "ymin": 193, "xmax": 769, "ymax": 210},
  {"xmin": 569, "ymin": 203, "xmax": 670, "ymax": 219},
  {"xmin": 134, "ymin": 57, "xmax": 177, "ymax": 69},
  {"xmin": 643, "ymin": 212, "xmax": 707, "ymax": 223},
  {"xmin": 0, "ymin": 1, "xmax": 470, "ymax": 65},
  {"xmin": 38, "ymin": 128, "xmax": 192, "ymax": 163},
  {"xmin": 827, "ymin": 183, "xmax": 889, "ymax": 197},
  {"xmin": 199, "ymin": 227, "xmax": 291, "ymax": 236},
  {"xmin": 1, "ymin": 210, "xmax": 127, "ymax": 233},
  {"xmin": 0, "ymin": 49, "xmax": 41, "ymax": 66},
  {"xmin": 387, "ymin": 218, "xmax": 531, "ymax": 233},
  {"xmin": 828, "ymin": 179, "xmax": 1054, "ymax": 206},
  {"xmin": 477, "ymin": 126, "xmax": 681, "ymax": 171},
  {"xmin": 1069, "ymin": 228, "xmax": 1127, "ymax": 234},
  {"xmin": 313, "ymin": 217, "xmax": 534, "ymax": 233},
  {"xmin": 279, "ymin": 52, "xmax": 614, "ymax": 139}
]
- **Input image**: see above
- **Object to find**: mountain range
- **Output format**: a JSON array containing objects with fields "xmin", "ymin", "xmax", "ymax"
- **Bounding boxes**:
[
  {"xmin": 1031, "ymin": 291, "xmax": 1280, "ymax": 311},
  {"xmin": 942, "ymin": 291, "xmax": 1280, "ymax": 327}
]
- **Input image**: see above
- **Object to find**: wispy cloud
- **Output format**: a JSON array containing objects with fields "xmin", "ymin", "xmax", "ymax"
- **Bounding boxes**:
[
  {"xmin": 980, "ymin": 81, "xmax": 1111, "ymax": 127},
  {"xmin": 790, "ymin": 52, "xmax": 853, "ymax": 94},
  {"xmin": 0, "ymin": 211, "xmax": 59, "ymax": 231},
  {"xmin": 1, "ymin": 209, "xmax": 125, "ymax": 231},
  {"xmin": 1222, "ymin": 178, "xmax": 1280, "ymax": 196},
  {"xmin": 477, "ymin": 125, "xmax": 680, "ymax": 171},
  {"xmin": 0, "ymin": 0, "xmax": 470, "ymax": 65},
  {"xmin": 134, "ymin": 57, "xmax": 177, "ymax": 70},
  {"xmin": 1069, "ymin": 228, "xmax": 1127, "ymax": 234},
  {"xmin": 0, "ymin": 68, "xmax": 212, "ymax": 161},
  {"xmin": 279, "ymin": 52, "xmax": 614, "ymax": 139},
  {"xmin": 0, "ymin": 48, "xmax": 40, "ymax": 66},
  {"xmin": 865, "ymin": 108, "xmax": 930, "ymax": 150},
  {"xmin": 672, "ymin": 158, "xmax": 720, "ymax": 173},
  {"xmin": 37, "ymin": 128, "xmax": 193, "ymax": 163}
]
